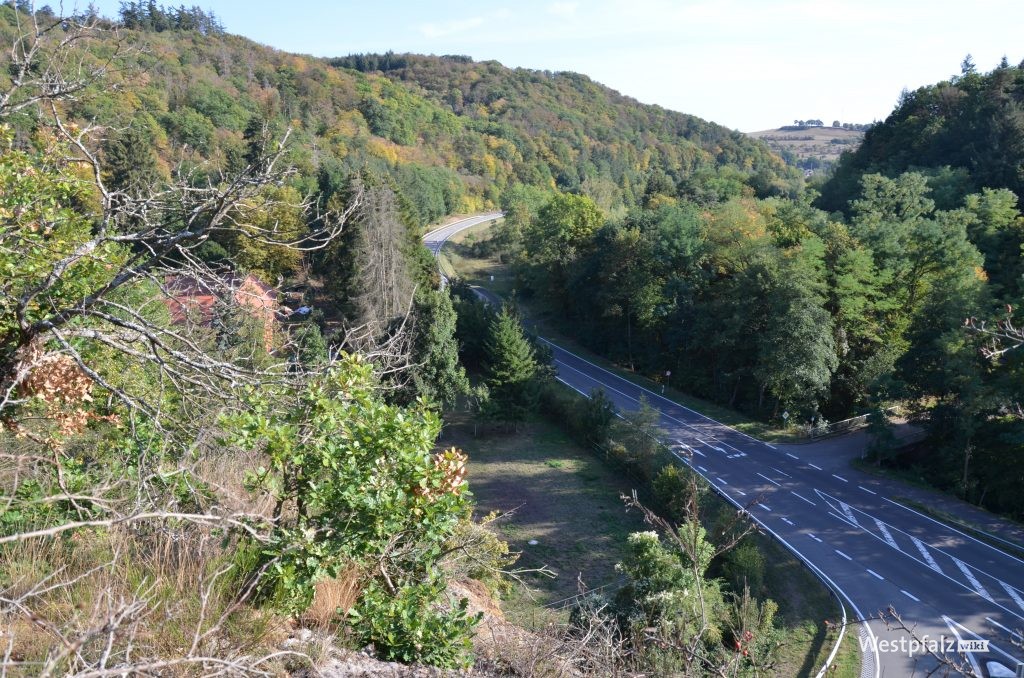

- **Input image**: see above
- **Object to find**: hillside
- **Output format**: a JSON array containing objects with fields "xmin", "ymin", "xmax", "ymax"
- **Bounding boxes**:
[
  {"xmin": 817, "ymin": 60, "xmax": 1024, "ymax": 213},
  {"xmin": 748, "ymin": 125, "xmax": 864, "ymax": 173},
  {"xmin": 332, "ymin": 53, "xmax": 803, "ymax": 208}
]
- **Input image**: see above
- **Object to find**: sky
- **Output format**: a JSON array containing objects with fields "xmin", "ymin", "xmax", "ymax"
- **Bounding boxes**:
[{"xmin": 83, "ymin": 0, "xmax": 1024, "ymax": 132}]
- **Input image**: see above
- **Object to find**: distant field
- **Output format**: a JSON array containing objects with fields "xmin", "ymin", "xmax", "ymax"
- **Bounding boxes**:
[{"xmin": 748, "ymin": 126, "xmax": 865, "ymax": 168}]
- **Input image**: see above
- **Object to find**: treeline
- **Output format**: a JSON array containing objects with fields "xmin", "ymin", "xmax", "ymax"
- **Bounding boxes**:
[
  {"xmin": 117, "ymin": 2, "xmax": 225, "ymax": 34},
  {"xmin": 500, "ymin": 159, "xmax": 1024, "ymax": 517}
]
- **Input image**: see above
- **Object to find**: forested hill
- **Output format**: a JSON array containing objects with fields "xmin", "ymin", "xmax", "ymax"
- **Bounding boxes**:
[
  {"xmin": 817, "ymin": 58, "xmax": 1024, "ymax": 213},
  {"xmin": 0, "ymin": 4, "xmax": 800, "ymax": 228},
  {"xmin": 332, "ymin": 53, "xmax": 803, "ymax": 207}
]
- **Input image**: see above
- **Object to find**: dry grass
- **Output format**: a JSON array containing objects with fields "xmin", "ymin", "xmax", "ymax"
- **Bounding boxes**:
[{"xmin": 302, "ymin": 565, "xmax": 364, "ymax": 628}]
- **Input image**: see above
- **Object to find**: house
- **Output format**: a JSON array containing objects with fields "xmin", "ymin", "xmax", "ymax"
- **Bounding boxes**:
[{"xmin": 163, "ymin": 273, "xmax": 278, "ymax": 350}]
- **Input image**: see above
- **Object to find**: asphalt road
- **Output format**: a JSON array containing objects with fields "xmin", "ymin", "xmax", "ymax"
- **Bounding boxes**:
[{"xmin": 424, "ymin": 215, "xmax": 1024, "ymax": 678}]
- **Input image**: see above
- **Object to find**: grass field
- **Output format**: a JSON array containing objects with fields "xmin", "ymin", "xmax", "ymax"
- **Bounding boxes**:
[{"xmin": 748, "ymin": 125, "xmax": 865, "ymax": 168}]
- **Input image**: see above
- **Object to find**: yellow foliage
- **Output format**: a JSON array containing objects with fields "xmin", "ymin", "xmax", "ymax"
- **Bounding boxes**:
[{"xmin": 366, "ymin": 137, "xmax": 400, "ymax": 165}]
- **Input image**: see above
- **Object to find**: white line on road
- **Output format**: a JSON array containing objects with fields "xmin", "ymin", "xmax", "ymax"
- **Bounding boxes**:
[
  {"xmin": 902, "ymin": 590, "xmax": 921, "ymax": 602},
  {"xmin": 735, "ymin": 489, "xmax": 747, "ymax": 496},
  {"xmin": 999, "ymin": 581, "xmax": 1024, "ymax": 614},
  {"xmin": 693, "ymin": 449, "xmax": 706, "ymax": 457},
  {"xmin": 952, "ymin": 557, "xmax": 994, "ymax": 602},
  {"xmin": 866, "ymin": 569, "xmax": 884, "ymax": 580},
  {"xmin": 756, "ymin": 472, "xmax": 781, "ymax": 486},
  {"xmin": 781, "ymin": 517, "xmax": 794, "ymax": 525},
  {"xmin": 839, "ymin": 502, "xmax": 860, "ymax": 527},
  {"xmin": 766, "ymin": 444, "xmax": 777, "ymax": 449},
  {"xmin": 835, "ymin": 550, "xmax": 853, "ymax": 561},
  {"xmin": 698, "ymin": 465, "xmax": 708, "ymax": 472},
  {"xmin": 716, "ymin": 477, "xmax": 727, "ymax": 485},
  {"xmin": 771, "ymin": 467, "xmax": 792, "ymax": 478},
  {"xmin": 759, "ymin": 504, "xmax": 772, "ymax": 512},
  {"xmin": 832, "ymin": 474, "xmax": 849, "ymax": 483},
  {"xmin": 874, "ymin": 518, "xmax": 900, "ymax": 551},
  {"xmin": 986, "ymin": 616, "xmax": 1023, "ymax": 641},
  {"xmin": 786, "ymin": 452, "xmax": 799, "ymax": 459},
  {"xmin": 808, "ymin": 463, "xmax": 823, "ymax": 470},
  {"xmin": 791, "ymin": 491, "xmax": 816, "ymax": 506},
  {"xmin": 910, "ymin": 536, "xmax": 943, "ymax": 573},
  {"xmin": 809, "ymin": 534, "xmax": 823, "ymax": 542},
  {"xmin": 858, "ymin": 485, "xmax": 877, "ymax": 495}
]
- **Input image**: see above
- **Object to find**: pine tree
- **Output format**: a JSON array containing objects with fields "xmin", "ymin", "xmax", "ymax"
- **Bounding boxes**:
[
  {"xmin": 481, "ymin": 306, "xmax": 539, "ymax": 427},
  {"xmin": 409, "ymin": 287, "xmax": 469, "ymax": 407},
  {"xmin": 103, "ymin": 125, "xmax": 161, "ymax": 197}
]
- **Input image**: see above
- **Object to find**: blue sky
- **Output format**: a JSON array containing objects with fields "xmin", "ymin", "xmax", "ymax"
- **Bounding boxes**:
[{"xmin": 83, "ymin": 0, "xmax": 1023, "ymax": 131}]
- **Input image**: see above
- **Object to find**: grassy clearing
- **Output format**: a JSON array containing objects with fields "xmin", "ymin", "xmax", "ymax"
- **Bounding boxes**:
[
  {"xmin": 438, "ymin": 408, "xmax": 647, "ymax": 625},
  {"xmin": 441, "ymin": 222, "xmax": 804, "ymax": 443}
]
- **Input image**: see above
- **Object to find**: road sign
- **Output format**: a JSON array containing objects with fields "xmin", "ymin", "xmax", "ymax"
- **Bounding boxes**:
[{"xmin": 782, "ymin": 411, "xmax": 789, "ymax": 420}]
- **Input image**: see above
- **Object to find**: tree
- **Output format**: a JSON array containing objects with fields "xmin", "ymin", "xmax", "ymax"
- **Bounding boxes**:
[
  {"xmin": 408, "ymin": 287, "xmax": 469, "ymax": 407},
  {"xmin": 524, "ymin": 192, "xmax": 603, "ymax": 302},
  {"xmin": 481, "ymin": 306, "xmax": 540, "ymax": 427},
  {"xmin": 102, "ymin": 124, "xmax": 162, "ymax": 196}
]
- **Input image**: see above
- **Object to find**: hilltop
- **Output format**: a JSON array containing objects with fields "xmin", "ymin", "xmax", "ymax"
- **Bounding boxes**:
[{"xmin": 748, "ymin": 125, "xmax": 865, "ymax": 174}]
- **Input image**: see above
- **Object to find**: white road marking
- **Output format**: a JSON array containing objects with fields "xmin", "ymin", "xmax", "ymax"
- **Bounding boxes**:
[
  {"xmin": 874, "ymin": 518, "xmax": 900, "ymax": 551},
  {"xmin": 771, "ymin": 467, "xmax": 792, "ymax": 478},
  {"xmin": 999, "ymin": 581, "xmax": 1024, "ymax": 614},
  {"xmin": 832, "ymin": 474, "xmax": 849, "ymax": 483},
  {"xmin": 808, "ymin": 463, "xmax": 823, "ymax": 470},
  {"xmin": 756, "ymin": 472, "xmax": 781, "ymax": 486},
  {"xmin": 901, "ymin": 590, "xmax": 920, "ymax": 602},
  {"xmin": 809, "ymin": 534, "xmax": 823, "ymax": 542},
  {"xmin": 716, "ymin": 477, "xmax": 727, "ymax": 485},
  {"xmin": 986, "ymin": 616, "xmax": 1023, "ymax": 641},
  {"xmin": 693, "ymin": 449, "xmax": 706, "ymax": 457},
  {"xmin": 835, "ymin": 550, "xmax": 853, "ymax": 561},
  {"xmin": 766, "ymin": 444, "xmax": 777, "ymax": 449},
  {"xmin": 840, "ymin": 502, "xmax": 861, "ymax": 527},
  {"xmin": 781, "ymin": 517, "xmax": 794, "ymax": 525},
  {"xmin": 735, "ymin": 489, "xmax": 747, "ymax": 496},
  {"xmin": 910, "ymin": 536, "xmax": 943, "ymax": 573},
  {"xmin": 952, "ymin": 557, "xmax": 994, "ymax": 602},
  {"xmin": 791, "ymin": 491, "xmax": 816, "ymax": 506},
  {"xmin": 866, "ymin": 569, "xmax": 884, "ymax": 580},
  {"xmin": 786, "ymin": 452, "xmax": 799, "ymax": 460},
  {"xmin": 698, "ymin": 465, "xmax": 708, "ymax": 472},
  {"xmin": 759, "ymin": 504, "xmax": 772, "ymax": 512},
  {"xmin": 858, "ymin": 485, "xmax": 877, "ymax": 495}
]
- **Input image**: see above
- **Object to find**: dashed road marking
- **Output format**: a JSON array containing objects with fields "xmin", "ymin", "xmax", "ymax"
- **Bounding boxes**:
[
  {"xmin": 832, "ymin": 474, "xmax": 849, "ymax": 483},
  {"xmin": 786, "ymin": 452, "xmax": 799, "ymax": 460},
  {"xmin": 698, "ymin": 465, "xmax": 708, "ymax": 472},
  {"xmin": 759, "ymin": 504, "xmax": 772, "ymax": 512},
  {"xmin": 771, "ymin": 467, "xmax": 792, "ymax": 478},
  {"xmin": 858, "ymin": 485, "xmax": 877, "ymax": 495},
  {"xmin": 735, "ymin": 489, "xmax": 747, "ymax": 496},
  {"xmin": 866, "ymin": 569, "xmax": 884, "ymax": 580},
  {"xmin": 791, "ymin": 491, "xmax": 815, "ymax": 506},
  {"xmin": 756, "ymin": 472, "xmax": 781, "ymax": 486},
  {"xmin": 910, "ymin": 536, "xmax": 942, "ymax": 574},
  {"xmin": 874, "ymin": 519, "xmax": 900, "ymax": 551},
  {"xmin": 781, "ymin": 517, "xmax": 794, "ymax": 525},
  {"xmin": 766, "ymin": 444, "xmax": 777, "ymax": 449},
  {"xmin": 902, "ymin": 590, "xmax": 920, "ymax": 602},
  {"xmin": 693, "ymin": 449, "xmax": 706, "ymax": 457},
  {"xmin": 716, "ymin": 477, "xmax": 727, "ymax": 485},
  {"xmin": 952, "ymin": 557, "xmax": 994, "ymax": 602},
  {"xmin": 835, "ymin": 550, "xmax": 853, "ymax": 561},
  {"xmin": 809, "ymin": 534, "xmax": 823, "ymax": 542},
  {"xmin": 808, "ymin": 463, "xmax": 823, "ymax": 470}
]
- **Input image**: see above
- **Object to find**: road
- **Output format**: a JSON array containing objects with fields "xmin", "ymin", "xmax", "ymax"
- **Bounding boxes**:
[{"xmin": 424, "ymin": 215, "xmax": 1024, "ymax": 678}]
